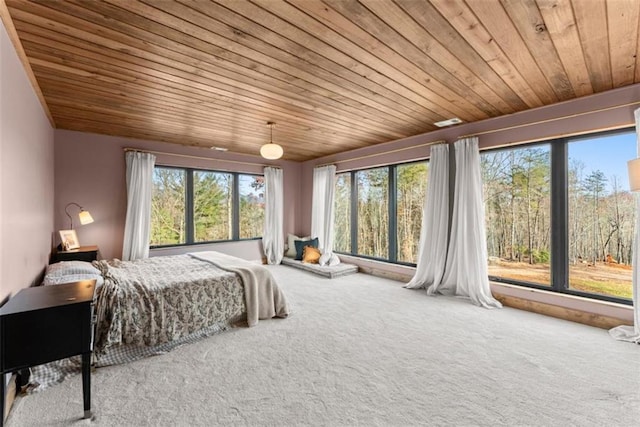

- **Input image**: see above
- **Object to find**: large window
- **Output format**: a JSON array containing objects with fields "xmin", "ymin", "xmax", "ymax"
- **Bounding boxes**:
[
  {"xmin": 151, "ymin": 166, "xmax": 263, "ymax": 247},
  {"xmin": 481, "ymin": 144, "xmax": 551, "ymax": 286},
  {"xmin": 194, "ymin": 171, "xmax": 233, "ymax": 242},
  {"xmin": 333, "ymin": 130, "xmax": 633, "ymax": 304},
  {"xmin": 357, "ymin": 168, "xmax": 389, "ymax": 259},
  {"xmin": 567, "ymin": 132, "xmax": 635, "ymax": 299},
  {"xmin": 334, "ymin": 160, "xmax": 428, "ymax": 265},
  {"xmin": 334, "ymin": 173, "xmax": 351, "ymax": 253},
  {"xmin": 151, "ymin": 167, "xmax": 186, "ymax": 246},
  {"xmin": 239, "ymin": 175, "xmax": 265, "ymax": 239},
  {"xmin": 482, "ymin": 129, "xmax": 634, "ymax": 303},
  {"xmin": 397, "ymin": 162, "xmax": 429, "ymax": 263}
]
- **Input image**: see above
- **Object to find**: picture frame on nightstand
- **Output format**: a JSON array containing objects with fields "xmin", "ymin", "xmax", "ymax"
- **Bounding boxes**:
[{"xmin": 59, "ymin": 229, "xmax": 80, "ymax": 250}]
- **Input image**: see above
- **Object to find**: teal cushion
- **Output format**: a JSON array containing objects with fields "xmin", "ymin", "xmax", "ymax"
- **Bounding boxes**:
[{"xmin": 294, "ymin": 238, "xmax": 319, "ymax": 261}]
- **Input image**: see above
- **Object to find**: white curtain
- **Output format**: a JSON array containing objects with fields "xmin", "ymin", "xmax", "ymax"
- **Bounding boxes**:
[
  {"xmin": 311, "ymin": 165, "xmax": 337, "ymax": 255},
  {"xmin": 405, "ymin": 144, "xmax": 449, "ymax": 290},
  {"xmin": 432, "ymin": 137, "xmax": 502, "ymax": 309},
  {"xmin": 122, "ymin": 151, "xmax": 156, "ymax": 261},
  {"xmin": 609, "ymin": 108, "xmax": 640, "ymax": 343},
  {"xmin": 263, "ymin": 167, "xmax": 284, "ymax": 265}
]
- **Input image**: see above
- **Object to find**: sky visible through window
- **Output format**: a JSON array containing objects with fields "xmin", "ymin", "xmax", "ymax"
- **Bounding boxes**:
[
  {"xmin": 569, "ymin": 131, "xmax": 636, "ymax": 191},
  {"xmin": 239, "ymin": 175, "xmax": 264, "ymax": 203},
  {"xmin": 482, "ymin": 130, "xmax": 636, "ymax": 300}
]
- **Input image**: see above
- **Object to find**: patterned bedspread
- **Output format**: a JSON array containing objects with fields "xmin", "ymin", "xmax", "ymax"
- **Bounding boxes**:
[
  {"xmin": 92, "ymin": 255, "xmax": 246, "ymax": 358},
  {"xmin": 30, "ymin": 253, "xmax": 288, "ymax": 391}
]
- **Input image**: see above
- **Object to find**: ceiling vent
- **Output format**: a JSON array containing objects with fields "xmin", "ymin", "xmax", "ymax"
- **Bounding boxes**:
[{"xmin": 434, "ymin": 117, "xmax": 463, "ymax": 128}]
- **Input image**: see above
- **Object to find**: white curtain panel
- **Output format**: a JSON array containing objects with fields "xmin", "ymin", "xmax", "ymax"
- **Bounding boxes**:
[
  {"xmin": 263, "ymin": 166, "xmax": 284, "ymax": 265},
  {"xmin": 405, "ymin": 144, "xmax": 450, "ymax": 290},
  {"xmin": 311, "ymin": 165, "xmax": 337, "ymax": 255},
  {"xmin": 433, "ymin": 137, "xmax": 502, "ymax": 308},
  {"xmin": 609, "ymin": 108, "xmax": 640, "ymax": 343},
  {"xmin": 122, "ymin": 151, "xmax": 156, "ymax": 261}
]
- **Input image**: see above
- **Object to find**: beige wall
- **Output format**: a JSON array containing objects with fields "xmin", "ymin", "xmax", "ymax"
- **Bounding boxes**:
[
  {"xmin": 54, "ymin": 130, "xmax": 302, "ymax": 261},
  {"xmin": 0, "ymin": 19, "xmax": 54, "ymax": 301}
]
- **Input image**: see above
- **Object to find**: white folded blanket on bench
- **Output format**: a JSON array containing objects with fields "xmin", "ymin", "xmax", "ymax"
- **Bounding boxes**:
[{"xmin": 281, "ymin": 257, "xmax": 358, "ymax": 278}]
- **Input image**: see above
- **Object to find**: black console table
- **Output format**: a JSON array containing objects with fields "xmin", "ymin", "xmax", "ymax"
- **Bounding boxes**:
[{"xmin": 0, "ymin": 281, "xmax": 96, "ymax": 426}]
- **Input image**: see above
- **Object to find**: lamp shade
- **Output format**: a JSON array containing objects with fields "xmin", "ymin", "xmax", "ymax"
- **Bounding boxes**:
[
  {"xmin": 261, "ymin": 121, "xmax": 284, "ymax": 160},
  {"xmin": 260, "ymin": 143, "xmax": 283, "ymax": 160},
  {"xmin": 65, "ymin": 202, "xmax": 94, "ymax": 229},
  {"xmin": 628, "ymin": 158, "xmax": 640, "ymax": 192},
  {"xmin": 78, "ymin": 210, "xmax": 94, "ymax": 225}
]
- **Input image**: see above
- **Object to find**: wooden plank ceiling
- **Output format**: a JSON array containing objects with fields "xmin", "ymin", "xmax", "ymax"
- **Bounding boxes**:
[{"xmin": 3, "ymin": 0, "xmax": 640, "ymax": 161}]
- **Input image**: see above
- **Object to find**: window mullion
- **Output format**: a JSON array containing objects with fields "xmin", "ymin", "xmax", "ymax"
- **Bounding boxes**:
[
  {"xmin": 232, "ymin": 174, "xmax": 240, "ymax": 240},
  {"xmin": 389, "ymin": 166, "xmax": 397, "ymax": 262},
  {"xmin": 351, "ymin": 171, "xmax": 358, "ymax": 255},
  {"xmin": 186, "ymin": 169, "xmax": 194, "ymax": 244},
  {"xmin": 551, "ymin": 140, "xmax": 568, "ymax": 291}
]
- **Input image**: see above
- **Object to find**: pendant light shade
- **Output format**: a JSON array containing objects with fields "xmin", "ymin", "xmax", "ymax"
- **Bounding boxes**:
[
  {"xmin": 261, "ymin": 122, "xmax": 283, "ymax": 160},
  {"xmin": 260, "ymin": 143, "xmax": 284, "ymax": 160}
]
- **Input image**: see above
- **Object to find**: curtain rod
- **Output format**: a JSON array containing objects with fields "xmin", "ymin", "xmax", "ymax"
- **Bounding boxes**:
[
  {"xmin": 316, "ymin": 139, "xmax": 446, "ymax": 169},
  {"xmin": 461, "ymin": 100, "xmax": 640, "ymax": 139},
  {"xmin": 123, "ymin": 147, "xmax": 281, "ymax": 169}
]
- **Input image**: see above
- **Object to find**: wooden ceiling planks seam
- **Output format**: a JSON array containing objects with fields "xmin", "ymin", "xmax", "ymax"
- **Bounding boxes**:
[
  {"xmin": 605, "ymin": 0, "xmax": 639, "ymax": 88},
  {"xmin": 359, "ymin": 0, "xmax": 516, "ymax": 116},
  {"xmin": 431, "ymin": 0, "xmax": 545, "ymax": 109},
  {"xmin": 172, "ymin": 0, "xmax": 440, "ymax": 128},
  {"xmin": 20, "ymin": 0, "xmax": 428, "ymax": 144},
  {"xmin": 499, "ymin": 0, "xmax": 576, "ymax": 102},
  {"xmin": 571, "ymin": 0, "xmax": 612, "ymax": 93},
  {"xmin": 464, "ymin": 0, "xmax": 559, "ymax": 105},
  {"xmin": 15, "ymin": 1, "xmax": 406, "ymax": 137},
  {"xmin": 15, "ymin": 2, "xmax": 402, "ymax": 147},
  {"xmin": 2, "ymin": 0, "xmax": 639, "ymax": 161},
  {"xmin": 106, "ymin": 3, "xmax": 444, "ymax": 135},
  {"xmin": 536, "ymin": 0, "xmax": 594, "ymax": 97}
]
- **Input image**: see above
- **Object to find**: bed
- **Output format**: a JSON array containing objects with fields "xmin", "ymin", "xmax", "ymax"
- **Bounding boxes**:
[{"xmin": 33, "ymin": 251, "xmax": 289, "ymax": 389}]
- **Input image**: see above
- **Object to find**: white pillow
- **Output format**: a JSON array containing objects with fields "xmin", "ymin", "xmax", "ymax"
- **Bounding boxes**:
[
  {"xmin": 45, "ymin": 261, "xmax": 100, "ymax": 276},
  {"xmin": 44, "ymin": 261, "xmax": 103, "ymax": 287},
  {"xmin": 44, "ymin": 273, "xmax": 104, "ymax": 287},
  {"xmin": 285, "ymin": 234, "xmax": 310, "ymax": 258}
]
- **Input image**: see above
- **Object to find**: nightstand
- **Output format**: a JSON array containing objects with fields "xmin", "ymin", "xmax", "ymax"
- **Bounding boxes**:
[
  {"xmin": 51, "ymin": 245, "xmax": 99, "ymax": 264},
  {"xmin": 0, "ymin": 281, "xmax": 96, "ymax": 426}
]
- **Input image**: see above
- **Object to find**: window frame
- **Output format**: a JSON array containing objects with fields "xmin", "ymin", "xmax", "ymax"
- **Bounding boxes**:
[
  {"xmin": 150, "ymin": 165, "xmax": 263, "ymax": 249},
  {"xmin": 335, "ymin": 159, "xmax": 429, "ymax": 267},
  {"xmin": 335, "ymin": 128, "xmax": 633, "ymax": 306},
  {"xmin": 237, "ymin": 174, "xmax": 266, "ymax": 240},
  {"xmin": 482, "ymin": 127, "xmax": 634, "ymax": 306},
  {"xmin": 481, "ymin": 140, "xmax": 553, "ymax": 289}
]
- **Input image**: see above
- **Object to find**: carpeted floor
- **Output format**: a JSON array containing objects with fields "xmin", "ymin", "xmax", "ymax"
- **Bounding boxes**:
[{"xmin": 7, "ymin": 265, "xmax": 640, "ymax": 426}]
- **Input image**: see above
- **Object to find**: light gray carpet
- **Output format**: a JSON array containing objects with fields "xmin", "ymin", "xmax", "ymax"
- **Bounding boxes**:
[{"xmin": 7, "ymin": 266, "xmax": 640, "ymax": 426}]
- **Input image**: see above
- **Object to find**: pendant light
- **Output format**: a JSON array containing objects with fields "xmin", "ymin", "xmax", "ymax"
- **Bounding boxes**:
[{"xmin": 260, "ymin": 121, "xmax": 283, "ymax": 160}]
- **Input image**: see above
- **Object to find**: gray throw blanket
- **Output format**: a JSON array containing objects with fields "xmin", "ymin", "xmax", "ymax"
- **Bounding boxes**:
[{"xmin": 189, "ymin": 251, "xmax": 290, "ymax": 326}]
